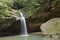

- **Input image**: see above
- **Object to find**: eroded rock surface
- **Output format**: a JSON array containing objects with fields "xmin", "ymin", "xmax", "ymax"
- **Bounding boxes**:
[{"xmin": 40, "ymin": 18, "xmax": 60, "ymax": 34}]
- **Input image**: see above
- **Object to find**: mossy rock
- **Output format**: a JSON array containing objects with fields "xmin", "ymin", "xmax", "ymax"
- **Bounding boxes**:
[{"xmin": 40, "ymin": 18, "xmax": 60, "ymax": 34}]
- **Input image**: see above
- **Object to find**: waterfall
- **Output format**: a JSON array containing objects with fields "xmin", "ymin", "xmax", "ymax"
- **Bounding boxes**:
[{"xmin": 19, "ymin": 11, "xmax": 28, "ymax": 36}]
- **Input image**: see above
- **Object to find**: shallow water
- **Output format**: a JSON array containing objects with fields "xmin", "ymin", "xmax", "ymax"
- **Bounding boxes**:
[{"xmin": 0, "ymin": 34, "xmax": 59, "ymax": 40}]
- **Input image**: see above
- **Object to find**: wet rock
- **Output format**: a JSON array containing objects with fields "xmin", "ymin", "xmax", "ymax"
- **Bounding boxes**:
[
  {"xmin": 0, "ymin": 17, "xmax": 21, "ymax": 36},
  {"xmin": 0, "ymin": 9, "xmax": 21, "ymax": 36},
  {"xmin": 26, "ymin": 17, "xmax": 42, "ymax": 33},
  {"xmin": 0, "ymin": 20, "xmax": 21, "ymax": 36}
]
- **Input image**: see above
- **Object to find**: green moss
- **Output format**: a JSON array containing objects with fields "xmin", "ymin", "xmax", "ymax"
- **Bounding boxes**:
[{"xmin": 41, "ymin": 18, "xmax": 60, "ymax": 34}]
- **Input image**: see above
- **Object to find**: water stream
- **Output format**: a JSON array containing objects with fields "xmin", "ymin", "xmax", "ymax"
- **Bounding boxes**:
[{"xmin": 19, "ymin": 11, "xmax": 28, "ymax": 36}]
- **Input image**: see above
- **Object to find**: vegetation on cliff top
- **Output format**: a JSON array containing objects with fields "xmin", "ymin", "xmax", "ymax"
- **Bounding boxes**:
[{"xmin": 0, "ymin": 0, "xmax": 60, "ymax": 18}]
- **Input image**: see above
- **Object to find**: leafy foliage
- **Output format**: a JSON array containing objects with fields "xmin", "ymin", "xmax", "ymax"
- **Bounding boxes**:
[{"xmin": 0, "ymin": 0, "xmax": 60, "ymax": 18}]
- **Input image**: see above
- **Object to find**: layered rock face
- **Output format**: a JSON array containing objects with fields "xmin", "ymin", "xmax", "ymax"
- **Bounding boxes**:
[
  {"xmin": 40, "ymin": 18, "xmax": 60, "ymax": 34},
  {"xmin": 0, "ymin": 14, "xmax": 21, "ymax": 36},
  {"xmin": 0, "ymin": 7, "xmax": 21, "ymax": 36}
]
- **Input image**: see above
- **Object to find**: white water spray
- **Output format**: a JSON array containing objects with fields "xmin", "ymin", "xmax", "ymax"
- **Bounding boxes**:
[{"xmin": 19, "ymin": 11, "xmax": 28, "ymax": 36}]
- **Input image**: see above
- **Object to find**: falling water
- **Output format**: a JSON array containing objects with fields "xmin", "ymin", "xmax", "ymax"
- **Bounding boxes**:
[{"xmin": 19, "ymin": 11, "xmax": 28, "ymax": 36}]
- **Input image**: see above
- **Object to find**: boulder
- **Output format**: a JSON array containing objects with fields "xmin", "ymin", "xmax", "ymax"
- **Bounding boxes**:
[{"xmin": 40, "ymin": 18, "xmax": 60, "ymax": 34}]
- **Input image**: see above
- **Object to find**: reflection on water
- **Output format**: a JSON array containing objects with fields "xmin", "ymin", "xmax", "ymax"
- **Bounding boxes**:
[
  {"xmin": 0, "ymin": 34, "xmax": 60, "ymax": 40},
  {"xmin": 24, "ymin": 36, "xmax": 28, "ymax": 40}
]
